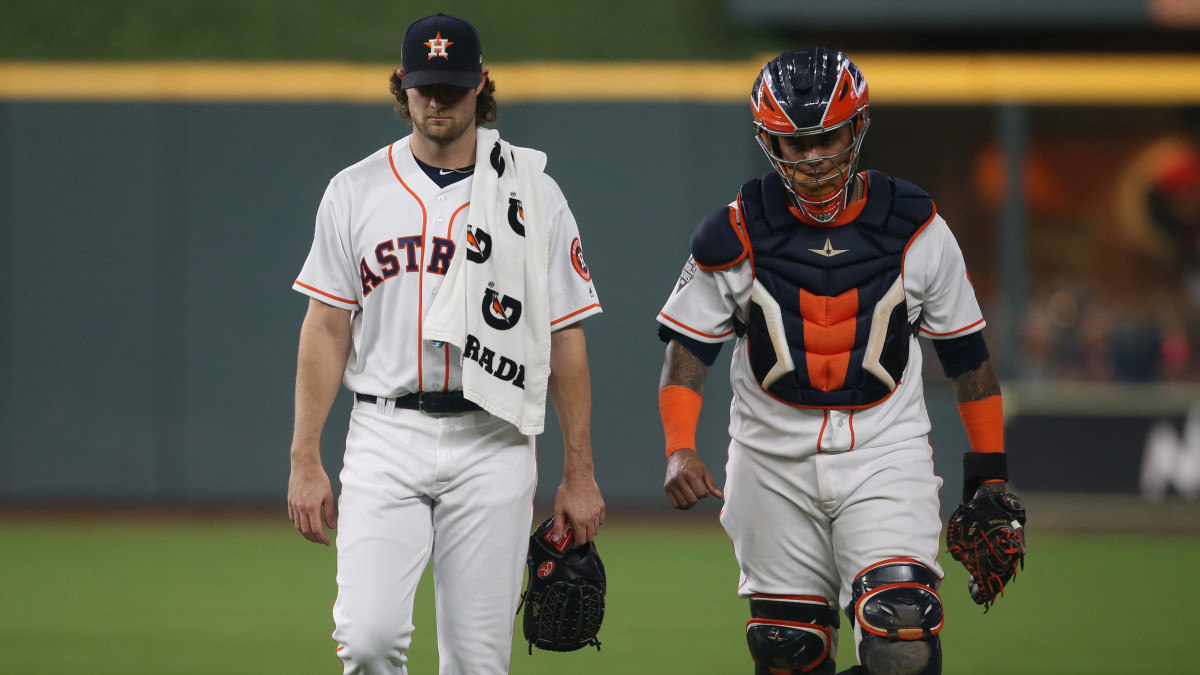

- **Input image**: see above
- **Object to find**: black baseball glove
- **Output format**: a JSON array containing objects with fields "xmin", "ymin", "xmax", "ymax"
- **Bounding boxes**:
[
  {"xmin": 946, "ymin": 485, "xmax": 1027, "ymax": 611},
  {"xmin": 518, "ymin": 516, "xmax": 606, "ymax": 653}
]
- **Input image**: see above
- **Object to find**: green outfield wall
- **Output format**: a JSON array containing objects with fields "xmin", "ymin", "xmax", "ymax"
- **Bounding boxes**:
[
  {"xmin": 3, "ymin": 56, "xmax": 1199, "ymax": 509},
  {"xmin": 0, "ymin": 96, "xmax": 981, "ymax": 509}
]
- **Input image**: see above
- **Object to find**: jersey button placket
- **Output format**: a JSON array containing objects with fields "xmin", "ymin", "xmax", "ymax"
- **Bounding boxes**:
[{"xmin": 827, "ymin": 411, "xmax": 850, "ymax": 452}]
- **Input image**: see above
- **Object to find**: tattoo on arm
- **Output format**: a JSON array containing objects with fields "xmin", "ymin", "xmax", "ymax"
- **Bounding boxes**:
[
  {"xmin": 661, "ymin": 340, "xmax": 708, "ymax": 396},
  {"xmin": 951, "ymin": 359, "xmax": 1002, "ymax": 403}
]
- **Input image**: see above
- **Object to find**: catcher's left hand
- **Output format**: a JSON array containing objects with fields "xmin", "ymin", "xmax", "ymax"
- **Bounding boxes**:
[
  {"xmin": 518, "ymin": 516, "xmax": 606, "ymax": 653},
  {"xmin": 946, "ymin": 484, "xmax": 1026, "ymax": 611}
]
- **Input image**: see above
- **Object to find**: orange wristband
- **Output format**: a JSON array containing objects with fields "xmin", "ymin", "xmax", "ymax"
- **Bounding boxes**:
[
  {"xmin": 957, "ymin": 395, "xmax": 1004, "ymax": 454},
  {"xmin": 659, "ymin": 385, "xmax": 703, "ymax": 458}
]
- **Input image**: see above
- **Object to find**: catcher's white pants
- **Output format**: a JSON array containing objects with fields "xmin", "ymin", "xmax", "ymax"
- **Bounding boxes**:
[
  {"xmin": 332, "ymin": 399, "xmax": 536, "ymax": 675},
  {"xmin": 719, "ymin": 437, "xmax": 944, "ymax": 659}
]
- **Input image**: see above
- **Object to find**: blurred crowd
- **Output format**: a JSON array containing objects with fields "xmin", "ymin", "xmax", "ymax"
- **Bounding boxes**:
[{"xmin": 969, "ymin": 114, "xmax": 1200, "ymax": 383}]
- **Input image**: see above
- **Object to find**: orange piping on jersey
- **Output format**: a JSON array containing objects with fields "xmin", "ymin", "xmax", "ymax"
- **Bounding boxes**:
[
  {"xmin": 919, "ymin": 317, "xmax": 985, "ymax": 337},
  {"xmin": 658, "ymin": 311, "xmax": 735, "ymax": 339},
  {"xmin": 552, "ymin": 303, "xmax": 602, "ymax": 326},
  {"xmin": 294, "ymin": 281, "xmax": 359, "ymax": 307},
  {"xmin": 388, "ymin": 142, "xmax": 428, "ymax": 390},
  {"xmin": 817, "ymin": 410, "xmax": 829, "ymax": 452},
  {"xmin": 447, "ymin": 201, "xmax": 470, "ymax": 239},
  {"xmin": 900, "ymin": 203, "xmax": 937, "ymax": 283},
  {"xmin": 694, "ymin": 203, "xmax": 752, "ymax": 272},
  {"xmin": 848, "ymin": 410, "xmax": 856, "ymax": 451},
  {"xmin": 798, "ymin": 287, "xmax": 858, "ymax": 392}
]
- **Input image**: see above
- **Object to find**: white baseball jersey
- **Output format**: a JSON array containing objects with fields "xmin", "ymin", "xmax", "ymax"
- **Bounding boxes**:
[
  {"xmin": 294, "ymin": 135, "xmax": 600, "ymax": 675},
  {"xmin": 294, "ymin": 135, "xmax": 602, "ymax": 398},
  {"xmin": 658, "ymin": 210, "xmax": 983, "ymax": 457},
  {"xmin": 658, "ymin": 187, "xmax": 983, "ymax": 637}
]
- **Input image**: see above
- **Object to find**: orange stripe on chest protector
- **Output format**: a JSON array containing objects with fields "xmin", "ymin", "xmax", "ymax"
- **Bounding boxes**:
[{"xmin": 799, "ymin": 287, "xmax": 858, "ymax": 392}]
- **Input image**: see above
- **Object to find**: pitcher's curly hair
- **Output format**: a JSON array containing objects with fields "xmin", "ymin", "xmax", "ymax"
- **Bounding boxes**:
[{"xmin": 388, "ymin": 70, "xmax": 498, "ymax": 126}]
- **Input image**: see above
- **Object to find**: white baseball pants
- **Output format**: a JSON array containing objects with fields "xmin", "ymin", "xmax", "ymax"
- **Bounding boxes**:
[
  {"xmin": 720, "ymin": 437, "xmax": 945, "ymax": 609},
  {"xmin": 332, "ymin": 398, "xmax": 536, "ymax": 674}
]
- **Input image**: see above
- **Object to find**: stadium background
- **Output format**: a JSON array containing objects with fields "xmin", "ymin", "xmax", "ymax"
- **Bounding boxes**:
[{"xmin": 2, "ymin": 1, "xmax": 1200, "ymax": 672}]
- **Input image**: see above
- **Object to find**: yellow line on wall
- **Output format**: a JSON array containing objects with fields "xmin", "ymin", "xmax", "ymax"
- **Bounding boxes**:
[{"xmin": 3, "ymin": 55, "xmax": 1200, "ymax": 104}]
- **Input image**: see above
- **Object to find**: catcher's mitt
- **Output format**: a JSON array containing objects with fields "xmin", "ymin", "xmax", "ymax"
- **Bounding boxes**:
[
  {"xmin": 946, "ymin": 486, "xmax": 1027, "ymax": 611},
  {"xmin": 518, "ymin": 516, "xmax": 606, "ymax": 653}
]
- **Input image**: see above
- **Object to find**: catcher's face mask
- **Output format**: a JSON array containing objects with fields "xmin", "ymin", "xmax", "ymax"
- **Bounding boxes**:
[{"xmin": 751, "ymin": 47, "xmax": 871, "ymax": 223}]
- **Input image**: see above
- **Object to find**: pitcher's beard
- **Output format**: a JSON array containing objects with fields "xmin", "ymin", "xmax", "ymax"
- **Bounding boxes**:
[{"xmin": 414, "ymin": 115, "xmax": 474, "ymax": 145}]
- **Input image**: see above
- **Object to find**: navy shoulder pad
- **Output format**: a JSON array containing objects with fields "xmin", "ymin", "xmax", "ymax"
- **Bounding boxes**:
[
  {"xmin": 888, "ymin": 174, "xmax": 935, "ymax": 227},
  {"xmin": 690, "ymin": 202, "xmax": 749, "ymax": 270},
  {"xmin": 860, "ymin": 170, "xmax": 934, "ymax": 230}
]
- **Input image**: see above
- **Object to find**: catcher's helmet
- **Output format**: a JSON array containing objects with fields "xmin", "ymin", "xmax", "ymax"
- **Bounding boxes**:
[{"xmin": 751, "ymin": 48, "xmax": 870, "ymax": 223}]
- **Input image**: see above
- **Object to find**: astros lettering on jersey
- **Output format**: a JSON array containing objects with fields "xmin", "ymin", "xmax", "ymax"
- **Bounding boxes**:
[{"xmin": 294, "ymin": 137, "xmax": 601, "ymax": 398}]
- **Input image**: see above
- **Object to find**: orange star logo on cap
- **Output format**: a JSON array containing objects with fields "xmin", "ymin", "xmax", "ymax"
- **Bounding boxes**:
[{"xmin": 425, "ymin": 32, "xmax": 453, "ymax": 60}]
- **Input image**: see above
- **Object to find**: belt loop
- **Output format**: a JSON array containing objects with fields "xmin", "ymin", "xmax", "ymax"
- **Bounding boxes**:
[
  {"xmin": 384, "ymin": 395, "xmax": 397, "ymax": 416},
  {"xmin": 375, "ymin": 396, "xmax": 386, "ymax": 416}
]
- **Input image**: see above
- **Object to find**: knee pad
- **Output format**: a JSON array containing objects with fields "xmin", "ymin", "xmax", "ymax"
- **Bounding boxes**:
[
  {"xmin": 746, "ymin": 594, "xmax": 840, "ymax": 674},
  {"xmin": 849, "ymin": 560, "xmax": 943, "ymax": 675}
]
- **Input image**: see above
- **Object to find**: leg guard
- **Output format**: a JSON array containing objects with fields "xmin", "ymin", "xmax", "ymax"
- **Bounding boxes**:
[
  {"xmin": 746, "ymin": 594, "xmax": 839, "ymax": 674},
  {"xmin": 848, "ymin": 560, "xmax": 943, "ymax": 675}
]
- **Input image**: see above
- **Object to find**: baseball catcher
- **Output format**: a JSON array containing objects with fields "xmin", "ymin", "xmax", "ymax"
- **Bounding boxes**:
[
  {"xmin": 518, "ymin": 516, "xmax": 606, "ymax": 653},
  {"xmin": 946, "ymin": 454, "xmax": 1027, "ymax": 611},
  {"xmin": 655, "ymin": 47, "xmax": 1031, "ymax": 674}
]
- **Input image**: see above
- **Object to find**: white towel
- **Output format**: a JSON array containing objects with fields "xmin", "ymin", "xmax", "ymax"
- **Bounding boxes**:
[{"xmin": 423, "ymin": 128, "xmax": 552, "ymax": 434}]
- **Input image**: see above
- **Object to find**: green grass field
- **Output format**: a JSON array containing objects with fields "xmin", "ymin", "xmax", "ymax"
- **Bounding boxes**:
[{"xmin": 3, "ymin": 513, "xmax": 1198, "ymax": 674}]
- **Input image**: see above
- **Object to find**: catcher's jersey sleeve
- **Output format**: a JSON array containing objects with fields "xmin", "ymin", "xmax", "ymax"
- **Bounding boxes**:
[
  {"xmin": 903, "ymin": 215, "xmax": 985, "ymax": 339},
  {"xmin": 294, "ymin": 177, "xmax": 361, "ymax": 310},
  {"xmin": 657, "ymin": 255, "xmax": 750, "ymax": 343}
]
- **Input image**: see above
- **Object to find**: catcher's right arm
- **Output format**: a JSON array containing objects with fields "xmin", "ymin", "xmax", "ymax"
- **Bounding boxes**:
[{"xmin": 946, "ymin": 481, "xmax": 1026, "ymax": 611}]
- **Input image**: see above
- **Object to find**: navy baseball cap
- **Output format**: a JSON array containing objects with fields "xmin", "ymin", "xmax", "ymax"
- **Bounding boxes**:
[{"xmin": 400, "ymin": 13, "xmax": 483, "ymax": 89}]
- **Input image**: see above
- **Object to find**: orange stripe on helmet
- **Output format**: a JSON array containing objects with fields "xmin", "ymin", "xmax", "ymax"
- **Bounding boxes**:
[
  {"xmin": 751, "ymin": 76, "xmax": 796, "ymax": 133},
  {"xmin": 822, "ymin": 62, "xmax": 869, "ymax": 129}
]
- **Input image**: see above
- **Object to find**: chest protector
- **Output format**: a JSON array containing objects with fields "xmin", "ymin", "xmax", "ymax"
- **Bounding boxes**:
[{"xmin": 691, "ymin": 170, "xmax": 935, "ymax": 409}]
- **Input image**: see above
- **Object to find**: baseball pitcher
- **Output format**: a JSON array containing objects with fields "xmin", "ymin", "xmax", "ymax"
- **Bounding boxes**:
[{"xmin": 287, "ymin": 13, "xmax": 605, "ymax": 674}]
